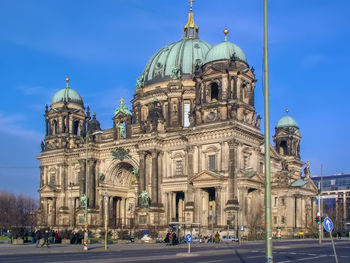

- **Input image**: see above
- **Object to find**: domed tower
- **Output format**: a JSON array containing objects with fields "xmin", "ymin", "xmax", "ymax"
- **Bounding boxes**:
[
  {"xmin": 192, "ymin": 28, "xmax": 260, "ymax": 128},
  {"xmin": 43, "ymin": 77, "xmax": 88, "ymax": 151},
  {"xmin": 131, "ymin": 3, "xmax": 212, "ymax": 134},
  {"xmin": 273, "ymin": 109, "xmax": 301, "ymax": 159}
]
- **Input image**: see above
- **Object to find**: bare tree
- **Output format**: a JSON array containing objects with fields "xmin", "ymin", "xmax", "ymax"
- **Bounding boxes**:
[{"xmin": 0, "ymin": 191, "xmax": 38, "ymax": 232}]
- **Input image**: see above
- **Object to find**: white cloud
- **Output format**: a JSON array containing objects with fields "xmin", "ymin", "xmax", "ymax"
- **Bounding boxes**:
[{"xmin": 0, "ymin": 112, "xmax": 42, "ymax": 142}]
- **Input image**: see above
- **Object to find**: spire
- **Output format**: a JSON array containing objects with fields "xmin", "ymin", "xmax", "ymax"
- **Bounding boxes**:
[{"xmin": 183, "ymin": 0, "xmax": 199, "ymax": 39}]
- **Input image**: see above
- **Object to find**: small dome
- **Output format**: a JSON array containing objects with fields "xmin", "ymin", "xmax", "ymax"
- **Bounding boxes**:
[
  {"xmin": 204, "ymin": 41, "xmax": 247, "ymax": 64},
  {"xmin": 51, "ymin": 87, "xmax": 84, "ymax": 107},
  {"xmin": 276, "ymin": 115, "xmax": 299, "ymax": 129},
  {"xmin": 141, "ymin": 38, "xmax": 212, "ymax": 86}
]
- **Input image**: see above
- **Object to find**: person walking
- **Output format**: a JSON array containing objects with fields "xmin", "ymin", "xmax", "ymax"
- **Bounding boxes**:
[
  {"xmin": 35, "ymin": 229, "xmax": 41, "ymax": 248},
  {"xmin": 41, "ymin": 230, "xmax": 50, "ymax": 248}
]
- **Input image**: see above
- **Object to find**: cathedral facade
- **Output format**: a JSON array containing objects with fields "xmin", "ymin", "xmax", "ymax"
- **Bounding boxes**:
[{"xmin": 37, "ymin": 6, "xmax": 317, "ymax": 237}]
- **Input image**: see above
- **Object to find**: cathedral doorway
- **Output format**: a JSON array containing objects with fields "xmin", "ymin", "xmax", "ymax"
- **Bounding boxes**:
[
  {"xmin": 200, "ymin": 187, "xmax": 216, "ymax": 227},
  {"xmin": 210, "ymin": 83, "xmax": 219, "ymax": 102}
]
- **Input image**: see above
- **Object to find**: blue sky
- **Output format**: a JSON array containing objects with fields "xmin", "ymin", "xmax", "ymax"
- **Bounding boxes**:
[{"xmin": 0, "ymin": 0, "xmax": 349, "ymax": 197}]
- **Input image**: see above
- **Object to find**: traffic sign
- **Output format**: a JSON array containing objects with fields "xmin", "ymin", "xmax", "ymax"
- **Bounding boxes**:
[
  {"xmin": 323, "ymin": 217, "xmax": 334, "ymax": 232},
  {"xmin": 186, "ymin": 234, "xmax": 192, "ymax": 243}
]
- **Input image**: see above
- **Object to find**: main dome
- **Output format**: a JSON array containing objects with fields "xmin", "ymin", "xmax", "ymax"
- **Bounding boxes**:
[
  {"xmin": 51, "ymin": 86, "xmax": 84, "ymax": 107},
  {"xmin": 142, "ymin": 39, "xmax": 212, "ymax": 85},
  {"xmin": 276, "ymin": 115, "xmax": 299, "ymax": 129}
]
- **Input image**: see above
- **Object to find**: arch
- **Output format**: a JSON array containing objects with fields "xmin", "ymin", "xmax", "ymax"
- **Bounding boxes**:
[
  {"xmin": 210, "ymin": 82, "xmax": 219, "ymax": 102},
  {"xmin": 104, "ymin": 158, "xmax": 139, "ymax": 186},
  {"xmin": 62, "ymin": 116, "xmax": 67, "ymax": 133},
  {"xmin": 279, "ymin": 141, "xmax": 288, "ymax": 156}
]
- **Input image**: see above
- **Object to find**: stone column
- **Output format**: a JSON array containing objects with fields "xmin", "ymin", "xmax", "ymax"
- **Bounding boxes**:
[
  {"xmin": 151, "ymin": 150, "xmax": 158, "ymax": 206},
  {"xmin": 120, "ymin": 198, "xmax": 125, "ymax": 227},
  {"xmin": 226, "ymin": 140, "xmax": 239, "ymax": 210},
  {"xmin": 167, "ymin": 99, "xmax": 171, "ymax": 127},
  {"xmin": 216, "ymin": 187, "xmax": 222, "ymax": 226},
  {"xmin": 138, "ymin": 151, "xmax": 146, "ymax": 196},
  {"xmin": 157, "ymin": 152, "xmax": 163, "ymax": 205},
  {"xmin": 294, "ymin": 195, "xmax": 298, "ymax": 228},
  {"xmin": 194, "ymin": 189, "xmax": 200, "ymax": 223},
  {"xmin": 172, "ymin": 193, "xmax": 176, "ymax": 221},
  {"xmin": 88, "ymin": 159, "xmax": 96, "ymax": 208},
  {"xmin": 52, "ymin": 198, "xmax": 57, "ymax": 226},
  {"xmin": 166, "ymin": 193, "xmax": 171, "ymax": 222}
]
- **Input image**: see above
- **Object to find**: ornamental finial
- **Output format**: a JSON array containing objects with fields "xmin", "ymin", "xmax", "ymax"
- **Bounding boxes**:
[
  {"xmin": 286, "ymin": 109, "xmax": 289, "ymax": 115},
  {"xmin": 224, "ymin": 26, "xmax": 229, "ymax": 41},
  {"xmin": 120, "ymin": 97, "xmax": 125, "ymax": 105},
  {"xmin": 183, "ymin": 0, "xmax": 198, "ymax": 39},
  {"xmin": 189, "ymin": 0, "xmax": 194, "ymax": 12},
  {"xmin": 65, "ymin": 76, "xmax": 70, "ymax": 88}
]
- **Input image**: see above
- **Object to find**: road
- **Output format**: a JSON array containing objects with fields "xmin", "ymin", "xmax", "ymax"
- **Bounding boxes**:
[{"xmin": 0, "ymin": 239, "xmax": 349, "ymax": 262}]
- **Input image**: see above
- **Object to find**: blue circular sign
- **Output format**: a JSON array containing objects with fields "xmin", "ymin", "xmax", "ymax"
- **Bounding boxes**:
[
  {"xmin": 186, "ymin": 234, "xmax": 192, "ymax": 243},
  {"xmin": 323, "ymin": 217, "xmax": 333, "ymax": 232}
]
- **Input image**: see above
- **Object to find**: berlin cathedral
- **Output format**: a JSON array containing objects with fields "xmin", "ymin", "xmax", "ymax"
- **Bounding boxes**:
[{"xmin": 37, "ymin": 4, "xmax": 317, "ymax": 238}]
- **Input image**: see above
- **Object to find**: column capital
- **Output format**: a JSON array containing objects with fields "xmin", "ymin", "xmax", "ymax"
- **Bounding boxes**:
[{"xmin": 228, "ymin": 139, "xmax": 239, "ymax": 148}]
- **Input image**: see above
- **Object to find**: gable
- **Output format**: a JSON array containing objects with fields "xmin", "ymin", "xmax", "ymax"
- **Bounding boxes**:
[{"xmin": 190, "ymin": 170, "xmax": 224, "ymax": 183}]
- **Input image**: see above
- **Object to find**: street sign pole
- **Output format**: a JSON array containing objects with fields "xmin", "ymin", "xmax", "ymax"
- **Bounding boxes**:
[
  {"xmin": 186, "ymin": 234, "xmax": 192, "ymax": 254},
  {"xmin": 323, "ymin": 217, "xmax": 338, "ymax": 263}
]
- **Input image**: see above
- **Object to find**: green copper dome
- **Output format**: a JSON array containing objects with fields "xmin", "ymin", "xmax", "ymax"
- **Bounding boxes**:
[
  {"xmin": 205, "ymin": 40, "xmax": 247, "ymax": 64},
  {"xmin": 141, "ymin": 39, "xmax": 212, "ymax": 86},
  {"xmin": 51, "ymin": 87, "xmax": 84, "ymax": 107},
  {"xmin": 276, "ymin": 115, "xmax": 299, "ymax": 129}
]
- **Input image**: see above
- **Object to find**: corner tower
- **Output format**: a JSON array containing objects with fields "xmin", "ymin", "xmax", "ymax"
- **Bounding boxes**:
[{"xmin": 273, "ymin": 109, "xmax": 301, "ymax": 159}]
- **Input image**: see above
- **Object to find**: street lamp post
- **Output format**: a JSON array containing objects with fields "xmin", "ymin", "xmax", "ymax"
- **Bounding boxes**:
[
  {"xmin": 263, "ymin": 0, "xmax": 273, "ymax": 262},
  {"xmin": 104, "ymin": 191, "xmax": 109, "ymax": 251},
  {"xmin": 83, "ymin": 130, "xmax": 103, "ymax": 251}
]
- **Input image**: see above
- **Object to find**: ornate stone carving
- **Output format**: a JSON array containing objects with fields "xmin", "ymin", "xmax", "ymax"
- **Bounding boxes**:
[{"xmin": 111, "ymin": 147, "xmax": 131, "ymax": 161}]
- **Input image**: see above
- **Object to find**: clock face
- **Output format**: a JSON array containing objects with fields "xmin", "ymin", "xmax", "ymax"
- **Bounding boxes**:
[{"xmin": 208, "ymin": 111, "xmax": 216, "ymax": 120}]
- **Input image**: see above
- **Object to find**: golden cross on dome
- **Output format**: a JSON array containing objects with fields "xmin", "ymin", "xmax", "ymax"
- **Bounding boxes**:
[
  {"xmin": 285, "ymin": 109, "xmax": 289, "ymax": 115},
  {"xmin": 189, "ymin": 0, "xmax": 194, "ymax": 11},
  {"xmin": 120, "ymin": 97, "xmax": 125, "ymax": 105}
]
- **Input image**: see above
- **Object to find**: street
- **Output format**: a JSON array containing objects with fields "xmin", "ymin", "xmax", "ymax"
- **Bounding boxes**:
[{"xmin": 0, "ymin": 239, "xmax": 349, "ymax": 262}]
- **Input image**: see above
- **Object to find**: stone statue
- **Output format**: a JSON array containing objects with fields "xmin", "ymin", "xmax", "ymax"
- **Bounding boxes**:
[
  {"xmin": 139, "ymin": 190, "xmax": 150, "ymax": 208},
  {"xmin": 118, "ymin": 123, "xmax": 126, "ymax": 138},
  {"xmin": 80, "ymin": 194, "xmax": 87, "ymax": 208},
  {"xmin": 136, "ymin": 74, "xmax": 144, "ymax": 89},
  {"xmin": 255, "ymin": 115, "xmax": 261, "ymax": 128},
  {"xmin": 170, "ymin": 66, "xmax": 181, "ymax": 80},
  {"xmin": 41, "ymin": 141, "xmax": 46, "ymax": 152},
  {"xmin": 132, "ymin": 168, "xmax": 139, "ymax": 184},
  {"xmin": 98, "ymin": 172, "xmax": 105, "ymax": 183},
  {"xmin": 303, "ymin": 161, "xmax": 310, "ymax": 179}
]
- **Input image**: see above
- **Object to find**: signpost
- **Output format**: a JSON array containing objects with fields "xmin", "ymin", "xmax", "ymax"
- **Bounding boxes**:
[
  {"xmin": 186, "ymin": 234, "xmax": 192, "ymax": 254},
  {"xmin": 323, "ymin": 217, "xmax": 338, "ymax": 263}
]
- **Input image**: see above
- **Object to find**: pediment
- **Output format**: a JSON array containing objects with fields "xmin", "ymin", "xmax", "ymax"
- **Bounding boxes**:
[
  {"xmin": 39, "ymin": 184, "xmax": 56, "ymax": 193},
  {"xmin": 190, "ymin": 170, "xmax": 224, "ymax": 182},
  {"xmin": 241, "ymin": 170, "xmax": 264, "ymax": 183}
]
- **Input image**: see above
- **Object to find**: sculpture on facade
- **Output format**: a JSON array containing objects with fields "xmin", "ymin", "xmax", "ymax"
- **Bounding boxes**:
[
  {"xmin": 303, "ymin": 161, "xmax": 310, "ymax": 179},
  {"xmin": 98, "ymin": 172, "xmax": 105, "ymax": 183},
  {"xmin": 80, "ymin": 194, "xmax": 87, "ymax": 208},
  {"xmin": 139, "ymin": 190, "xmax": 150, "ymax": 208},
  {"xmin": 170, "ymin": 66, "xmax": 181, "ymax": 80},
  {"xmin": 132, "ymin": 168, "xmax": 139, "ymax": 184},
  {"xmin": 136, "ymin": 74, "xmax": 144, "ymax": 89},
  {"xmin": 118, "ymin": 123, "xmax": 126, "ymax": 138},
  {"xmin": 111, "ymin": 147, "xmax": 130, "ymax": 161}
]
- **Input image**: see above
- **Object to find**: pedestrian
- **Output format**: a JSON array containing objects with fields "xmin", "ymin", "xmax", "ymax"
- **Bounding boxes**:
[
  {"xmin": 215, "ymin": 232, "xmax": 220, "ymax": 243},
  {"xmin": 41, "ymin": 230, "xmax": 50, "ymax": 248},
  {"xmin": 35, "ymin": 229, "xmax": 41, "ymax": 248}
]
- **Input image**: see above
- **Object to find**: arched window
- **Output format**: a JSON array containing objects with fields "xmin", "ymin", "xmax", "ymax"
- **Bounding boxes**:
[
  {"xmin": 52, "ymin": 120, "xmax": 58, "ymax": 135},
  {"xmin": 62, "ymin": 116, "xmax": 67, "ymax": 133},
  {"xmin": 210, "ymin": 82, "xmax": 219, "ymax": 102},
  {"xmin": 73, "ymin": 120, "xmax": 80, "ymax": 136},
  {"xmin": 279, "ymin": 141, "xmax": 288, "ymax": 155}
]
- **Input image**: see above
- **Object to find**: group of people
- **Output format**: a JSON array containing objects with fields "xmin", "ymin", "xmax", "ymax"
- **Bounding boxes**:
[
  {"xmin": 33, "ymin": 229, "xmax": 62, "ymax": 248},
  {"xmin": 164, "ymin": 231, "xmax": 178, "ymax": 245}
]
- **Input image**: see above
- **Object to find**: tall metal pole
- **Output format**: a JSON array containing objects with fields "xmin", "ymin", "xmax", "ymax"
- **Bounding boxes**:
[
  {"xmin": 263, "ymin": 0, "xmax": 273, "ymax": 262},
  {"xmin": 321, "ymin": 164, "xmax": 324, "ymax": 241},
  {"xmin": 318, "ymin": 182, "xmax": 322, "ymax": 245}
]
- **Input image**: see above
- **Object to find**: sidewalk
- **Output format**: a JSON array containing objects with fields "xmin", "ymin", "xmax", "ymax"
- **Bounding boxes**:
[{"xmin": 0, "ymin": 242, "xmax": 237, "ymax": 256}]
